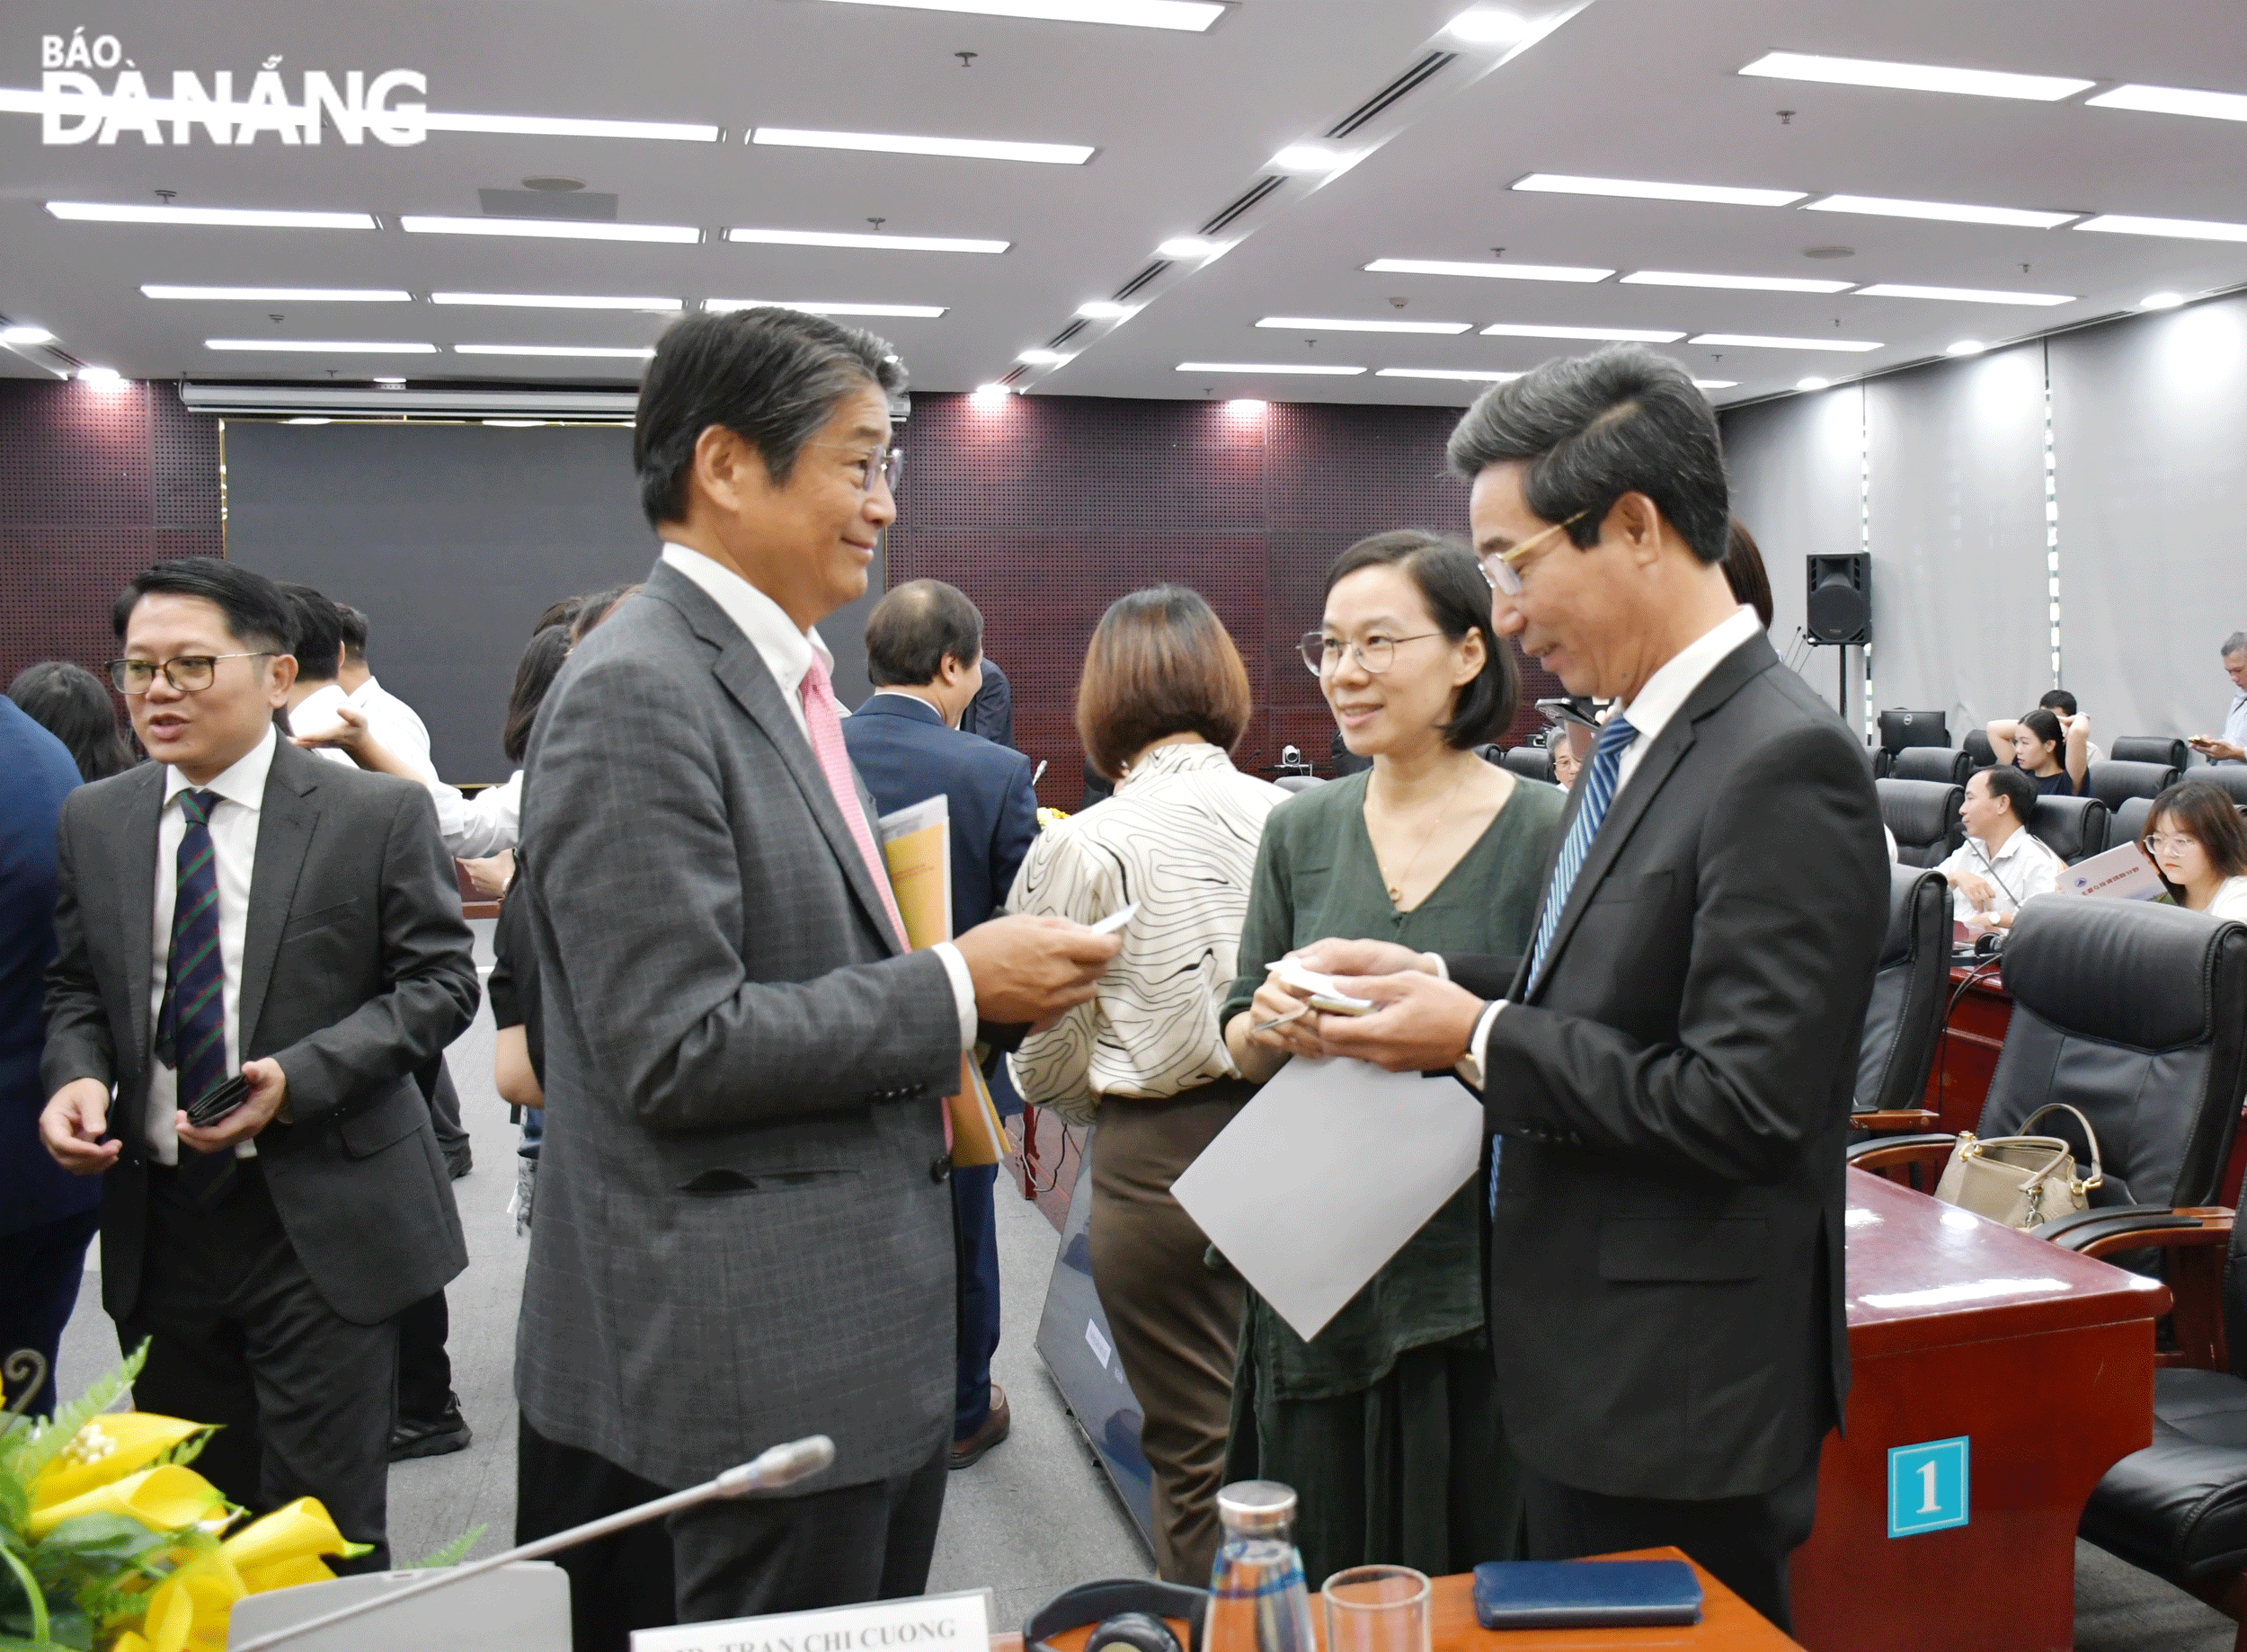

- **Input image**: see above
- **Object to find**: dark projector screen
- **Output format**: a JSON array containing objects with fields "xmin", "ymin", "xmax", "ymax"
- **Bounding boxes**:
[{"xmin": 224, "ymin": 421, "xmax": 658, "ymax": 782}]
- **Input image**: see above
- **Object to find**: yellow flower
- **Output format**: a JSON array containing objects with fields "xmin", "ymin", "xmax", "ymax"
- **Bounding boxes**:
[
  {"xmin": 31, "ymin": 1414, "xmax": 204, "ymax": 1511},
  {"xmin": 26, "ymin": 1464, "xmax": 225, "ymax": 1538},
  {"xmin": 134, "ymin": 1554, "xmax": 246, "ymax": 1652},
  {"xmin": 111, "ymin": 1635, "xmax": 153, "ymax": 1652},
  {"xmin": 222, "ymin": 1498, "xmax": 348, "ymax": 1594}
]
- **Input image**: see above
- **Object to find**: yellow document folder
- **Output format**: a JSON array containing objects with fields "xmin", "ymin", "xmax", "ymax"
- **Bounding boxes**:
[{"xmin": 876, "ymin": 795, "xmax": 1008, "ymax": 1168}]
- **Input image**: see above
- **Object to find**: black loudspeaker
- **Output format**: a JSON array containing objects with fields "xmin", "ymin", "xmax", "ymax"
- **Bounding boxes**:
[{"xmin": 1806, "ymin": 554, "xmax": 1872, "ymax": 644}]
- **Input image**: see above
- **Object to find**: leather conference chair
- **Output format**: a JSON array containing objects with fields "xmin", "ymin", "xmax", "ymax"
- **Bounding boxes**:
[
  {"xmin": 2090, "ymin": 759, "xmax": 2181, "ymax": 814},
  {"xmin": 2110, "ymin": 795, "xmax": 2156, "ymax": 856},
  {"xmin": 1273, "ymin": 775, "xmax": 1327, "ymax": 795},
  {"xmin": 1495, "ymin": 744, "xmax": 1553, "ymax": 782},
  {"xmin": 1887, "ymin": 746, "xmax": 1974, "ymax": 786},
  {"xmin": 1876, "ymin": 777, "xmax": 1966, "ymax": 868},
  {"xmin": 1851, "ymin": 866, "xmax": 1950, "ymax": 1132},
  {"xmin": 2203, "ymin": 768, "xmax": 2247, "ymax": 810},
  {"xmin": 1851, "ymin": 898, "xmax": 2247, "ymax": 1241},
  {"xmin": 2114, "ymin": 734, "xmax": 2192, "ymax": 771},
  {"xmin": 1962, "ymin": 729, "xmax": 1998, "ymax": 770},
  {"xmin": 2026, "ymin": 793, "xmax": 2110, "ymax": 865}
]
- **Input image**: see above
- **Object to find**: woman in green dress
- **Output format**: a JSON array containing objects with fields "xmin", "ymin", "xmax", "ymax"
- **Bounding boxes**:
[{"xmin": 1218, "ymin": 529, "xmax": 1565, "ymax": 1586}]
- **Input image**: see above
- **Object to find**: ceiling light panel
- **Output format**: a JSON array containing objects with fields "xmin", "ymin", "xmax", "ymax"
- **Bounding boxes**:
[
  {"xmin": 1511, "ymin": 173, "xmax": 1805, "ymax": 207},
  {"xmin": 455, "ymin": 343, "xmax": 657, "ymax": 358},
  {"xmin": 1176, "ymin": 361, "xmax": 1367, "ymax": 375},
  {"xmin": 2087, "ymin": 84, "xmax": 2247, "ymax": 122},
  {"xmin": 1, "ymin": 326, "xmax": 56, "ymax": 344},
  {"xmin": 1692, "ymin": 380, "xmax": 1739, "ymax": 389},
  {"xmin": 1445, "ymin": 9, "xmax": 1530, "ymax": 45},
  {"xmin": 751, "ymin": 128, "xmax": 1092, "ymax": 164},
  {"xmin": 1737, "ymin": 51, "xmax": 2093, "ymax": 102},
  {"xmin": 1621, "ymin": 270, "xmax": 1852, "ymax": 294},
  {"xmin": 144, "ymin": 285, "xmax": 412, "ymax": 302},
  {"xmin": 1256, "ymin": 316, "xmax": 1471, "ymax": 334},
  {"xmin": 1852, "ymin": 282, "xmax": 2075, "ymax": 306},
  {"xmin": 205, "ymin": 339, "xmax": 437, "ymax": 352},
  {"xmin": 818, "ymin": 0, "xmax": 1222, "ymax": 29},
  {"xmin": 1479, "ymin": 322, "xmax": 1686, "ymax": 342},
  {"xmin": 1690, "ymin": 333, "xmax": 1884, "ymax": 351},
  {"xmin": 419, "ymin": 111, "xmax": 719, "ymax": 141},
  {"xmin": 431, "ymin": 292, "xmax": 683, "ymax": 310},
  {"xmin": 706, "ymin": 299, "xmax": 948, "ymax": 316},
  {"xmin": 727, "ymin": 227, "xmax": 1008, "ymax": 253},
  {"xmin": 2076, "ymin": 214, "xmax": 2247, "ymax": 243},
  {"xmin": 1805, "ymin": 195, "xmax": 2078, "ymax": 228},
  {"xmin": 1375, "ymin": 367, "xmax": 1521, "ymax": 380},
  {"xmin": 1158, "ymin": 236, "xmax": 1226, "ymax": 258},
  {"xmin": 1272, "ymin": 144, "xmax": 1348, "ymax": 173},
  {"xmin": 1363, "ymin": 258, "xmax": 1613, "ymax": 282},
  {"xmin": 402, "ymin": 216, "xmax": 700, "ymax": 243},
  {"xmin": 49, "ymin": 201, "xmax": 375, "ymax": 229}
]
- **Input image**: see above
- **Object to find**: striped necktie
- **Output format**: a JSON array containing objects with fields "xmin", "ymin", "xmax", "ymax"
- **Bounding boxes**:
[{"xmin": 156, "ymin": 789, "xmax": 235, "ymax": 1199}]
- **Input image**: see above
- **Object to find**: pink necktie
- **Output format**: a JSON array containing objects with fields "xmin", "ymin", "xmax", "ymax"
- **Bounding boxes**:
[{"xmin": 799, "ymin": 653, "xmax": 909, "ymax": 951}]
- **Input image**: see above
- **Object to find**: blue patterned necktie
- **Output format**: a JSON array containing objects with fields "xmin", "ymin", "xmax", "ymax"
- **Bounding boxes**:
[
  {"xmin": 156, "ymin": 789, "xmax": 233, "ymax": 1198},
  {"xmin": 1493, "ymin": 715, "xmax": 1637, "ymax": 1212}
]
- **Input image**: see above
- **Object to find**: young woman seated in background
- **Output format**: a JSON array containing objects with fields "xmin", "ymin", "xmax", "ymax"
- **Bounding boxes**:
[
  {"xmin": 2142, "ymin": 780, "xmax": 2247, "ymax": 922},
  {"xmin": 1987, "ymin": 705, "xmax": 2090, "ymax": 796}
]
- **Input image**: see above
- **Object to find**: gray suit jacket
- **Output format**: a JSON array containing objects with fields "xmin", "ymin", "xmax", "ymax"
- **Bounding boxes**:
[
  {"xmin": 514, "ymin": 562, "xmax": 964, "ymax": 1492},
  {"xmin": 41, "ymin": 738, "xmax": 477, "ymax": 1326}
]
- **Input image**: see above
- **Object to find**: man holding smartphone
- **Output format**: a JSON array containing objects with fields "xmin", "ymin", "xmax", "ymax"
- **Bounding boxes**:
[
  {"xmin": 40, "ymin": 558, "xmax": 477, "ymax": 1568},
  {"xmin": 2191, "ymin": 633, "xmax": 2247, "ymax": 764}
]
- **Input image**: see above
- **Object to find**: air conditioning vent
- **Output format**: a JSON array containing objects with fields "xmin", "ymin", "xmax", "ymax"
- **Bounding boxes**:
[
  {"xmin": 1200, "ymin": 176, "xmax": 1283, "ymax": 235},
  {"xmin": 1045, "ymin": 319, "xmax": 1088, "ymax": 350},
  {"xmin": 1325, "ymin": 51, "xmax": 1455, "ymax": 138},
  {"xmin": 180, "ymin": 382, "xmax": 640, "ymax": 419},
  {"xmin": 1113, "ymin": 262, "xmax": 1172, "ymax": 301}
]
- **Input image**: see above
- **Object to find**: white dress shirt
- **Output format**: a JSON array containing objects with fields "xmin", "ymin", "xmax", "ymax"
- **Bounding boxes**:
[
  {"xmin": 146, "ymin": 725, "xmax": 275, "ymax": 1164},
  {"xmin": 289, "ymin": 682, "xmax": 357, "ymax": 768},
  {"xmin": 659, "ymin": 543, "xmax": 975, "ymax": 1050},
  {"xmin": 2222, "ymin": 691, "xmax": 2247, "ymax": 764},
  {"xmin": 1933, "ymin": 824, "xmax": 2063, "ymax": 920},
  {"xmin": 1464, "ymin": 604, "xmax": 1765, "ymax": 1083},
  {"xmin": 434, "ymin": 770, "xmax": 520, "ymax": 859},
  {"xmin": 346, "ymin": 676, "xmax": 440, "ymax": 785}
]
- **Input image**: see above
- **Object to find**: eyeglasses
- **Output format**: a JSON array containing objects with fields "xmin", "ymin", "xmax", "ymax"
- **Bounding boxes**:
[
  {"xmin": 2146, "ymin": 834, "xmax": 2202, "ymax": 856},
  {"xmin": 1479, "ymin": 509, "xmax": 1589, "ymax": 595},
  {"xmin": 805, "ymin": 440, "xmax": 903, "ymax": 495},
  {"xmin": 1301, "ymin": 631, "xmax": 1444, "ymax": 677},
  {"xmin": 107, "ymin": 653, "xmax": 272, "ymax": 695}
]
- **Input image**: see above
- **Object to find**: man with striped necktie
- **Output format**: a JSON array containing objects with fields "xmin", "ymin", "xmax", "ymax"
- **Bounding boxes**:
[
  {"xmin": 1286, "ymin": 347, "xmax": 1887, "ymax": 1633},
  {"xmin": 40, "ymin": 557, "xmax": 479, "ymax": 1568}
]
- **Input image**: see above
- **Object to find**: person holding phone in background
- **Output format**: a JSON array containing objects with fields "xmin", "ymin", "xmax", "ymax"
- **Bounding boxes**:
[
  {"xmin": 1220, "ymin": 530, "xmax": 1565, "ymax": 1587},
  {"xmin": 2189, "ymin": 633, "xmax": 2247, "ymax": 763}
]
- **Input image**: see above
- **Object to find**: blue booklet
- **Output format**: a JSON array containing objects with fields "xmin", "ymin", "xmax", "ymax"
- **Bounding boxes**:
[{"xmin": 1470, "ymin": 1560, "xmax": 1704, "ymax": 1629}]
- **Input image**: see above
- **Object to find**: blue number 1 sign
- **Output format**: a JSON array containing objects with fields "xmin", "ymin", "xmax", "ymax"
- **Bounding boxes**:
[{"xmin": 1887, "ymin": 1436, "xmax": 1970, "ymax": 1537}]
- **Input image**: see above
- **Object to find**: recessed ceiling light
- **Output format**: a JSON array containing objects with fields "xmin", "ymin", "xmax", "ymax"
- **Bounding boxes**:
[
  {"xmin": 1691, "ymin": 333, "xmax": 1883, "ymax": 351},
  {"xmin": 1622, "ymin": 270, "xmax": 1852, "ymax": 294},
  {"xmin": 374, "ymin": 377, "xmax": 406, "ymax": 386},
  {"xmin": 1176, "ymin": 361, "xmax": 1368, "ymax": 375},
  {"xmin": 1076, "ymin": 300, "xmax": 1139, "ymax": 319},
  {"xmin": 1945, "ymin": 339, "xmax": 1986, "ymax": 355},
  {"xmin": 1, "ymin": 325, "xmax": 55, "ymax": 344},
  {"xmin": 403, "ymin": 216, "xmax": 700, "ymax": 244},
  {"xmin": 705, "ymin": 298, "xmax": 948, "ymax": 316},
  {"xmin": 2087, "ymin": 84, "xmax": 2247, "ymax": 123},
  {"xmin": 1804, "ymin": 195, "xmax": 2078, "ymax": 229},
  {"xmin": 971, "ymin": 383, "xmax": 1014, "ymax": 404},
  {"xmin": 1375, "ymin": 367, "xmax": 1523, "ymax": 381},
  {"xmin": 2138, "ymin": 290, "xmax": 2186, "ymax": 309},
  {"xmin": 1796, "ymin": 376, "xmax": 1832, "ymax": 391},
  {"xmin": 453, "ymin": 343, "xmax": 657, "ymax": 358},
  {"xmin": 1017, "ymin": 347, "xmax": 1070, "ymax": 364},
  {"xmin": 1852, "ymin": 282, "xmax": 2074, "ymax": 306},
  {"xmin": 821, "ymin": 0, "xmax": 1221, "ymax": 28},
  {"xmin": 1158, "ymin": 235, "xmax": 1226, "ymax": 259},
  {"xmin": 1479, "ymin": 322, "xmax": 1686, "ymax": 342},
  {"xmin": 432, "ymin": 292, "xmax": 683, "ymax": 311},
  {"xmin": 1272, "ymin": 143, "xmax": 1348, "ymax": 173},
  {"xmin": 49, "ymin": 201, "xmax": 376, "ymax": 229},
  {"xmin": 142, "ymin": 284, "xmax": 411, "ymax": 302},
  {"xmin": 420, "ymin": 112, "xmax": 719, "ymax": 142},
  {"xmin": 752, "ymin": 127, "xmax": 1093, "ymax": 164},
  {"xmin": 1736, "ymin": 51, "xmax": 2092, "ymax": 102},
  {"xmin": 286, "ymin": 416, "xmax": 333, "ymax": 425},
  {"xmin": 1444, "ymin": 8, "xmax": 1528, "ymax": 44},
  {"xmin": 205, "ymin": 339, "xmax": 438, "ymax": 353},
  {"xmin": 1364, "ymin": 257, "xmax": 1613, "ymax": 282},
  {"xmin": 1692, "ymin": 379, "xmax": 1739, "ymax": 389},
  {"xmin": 484, "ymin": 419, "xmax": 548, "ymax": 427},
  {"xmin": 77, "ymin": 366, "xmax": 123, "ymax": 386},
  {"xmin": 1511, "ymin": 173, "xmax": 1805, "ymax": 207},
  {"xmin": 2076, "ymin": 213, "xmax": 2247, "ymax": 244},
  {"xmin": 727, "ymin": 227, "xmax": 1008, "ymax": 253},
  {"xmin": 1226, "ymin": 397, "xmax": 1267, "ymax": 412},
  {"xmin": 1257, "ymin": 315, "xmax": 1471, "ymax": 334}
]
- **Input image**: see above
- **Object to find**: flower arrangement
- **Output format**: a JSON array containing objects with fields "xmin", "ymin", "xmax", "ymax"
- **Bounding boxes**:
[{"xmin": 1, "ymin": 1344, "xmax": 365, "ymax": 1652}]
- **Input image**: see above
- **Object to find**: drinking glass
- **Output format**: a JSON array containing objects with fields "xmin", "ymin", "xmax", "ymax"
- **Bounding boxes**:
[{"xmin": 1321, "ymin": 1565, "xmax": 1431, "ymax": 1652}]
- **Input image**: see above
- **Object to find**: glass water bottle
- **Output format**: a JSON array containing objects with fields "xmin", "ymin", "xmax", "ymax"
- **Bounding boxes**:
[{"xmin": 1204, "ymin": 1480, "xmax": 1317, "ymax": 1652}]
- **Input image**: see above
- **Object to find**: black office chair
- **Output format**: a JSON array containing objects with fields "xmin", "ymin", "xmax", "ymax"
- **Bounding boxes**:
[
  {"xmin": 2113, "ymin": 735, "xmax": 2192, "ymax": 771},
  {"xmin": 1852, "ymin": 866, "xmax": 1950, "ymax": 1124},
  {"xmin": 1878, "ymin": 708, "xmax": 1950, "ymax": 754},
  {"xmin": 2026, "ymin": 794, "xmax": 2110, "ymax": 865},
  {"xmin": 1495, "ymin": 744, "xmax": 1553, "ymax": 782},
  {"xmin": 1328, "ymin": 730, "xmax": 1372, "ymax": 778},
  {"xmin": 1962, "ymin": 729, "xmax": 1998, "ymax": 770},
  {"xmin": 2110, "ymin": 795, "xmax": 2156, "ymax": 855},
  {"xmin": 1273, "ymin": 775, "xmax": 1326, "ymax": 795},
  {"xmin": 1876, "ymin": 777, "xmax": 1965, "ymax": 868},
  {"xmin": 2203, "ymin": 768, "xmax": 2247, "ymax": 810},
  {"xmin": 1852, "ymin": 899, "xmax": 2247, "ymax": 1239},
  {"xmin": 2090, "ymin": 759, "xmax": 2180, "ymax": 814},
  {"xmin": 1887, "ymin": 746, "xmax": 1974, "ymax": 786}
]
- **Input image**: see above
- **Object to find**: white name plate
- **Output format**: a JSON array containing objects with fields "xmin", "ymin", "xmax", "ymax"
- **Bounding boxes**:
[{"xmin": 632, "ymin": 1589, "xmax": 992, "ymax": 1652}]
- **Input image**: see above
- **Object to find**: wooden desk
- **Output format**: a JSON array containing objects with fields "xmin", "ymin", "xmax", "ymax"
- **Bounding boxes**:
[
  {"xmin": 1918, "ymin": 964, "xmax": 2010, "ymax": 1134},
  {"xmin": 1789, "ymin": 1170, "xmax": 2169, "ymax": 1652},
  {"xmin": 991, "ymin": 1552, "xmax": 1798, "ymax": 1652}
]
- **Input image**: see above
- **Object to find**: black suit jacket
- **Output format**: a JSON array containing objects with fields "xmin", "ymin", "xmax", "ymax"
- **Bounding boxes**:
[
  {"xmin": 1449, "ymin": 632, "xmax": 1886, "ymax": 1502},
  {"xmin": 41, "ymin": 737, "xmax": 479, "ymax": 1325}
]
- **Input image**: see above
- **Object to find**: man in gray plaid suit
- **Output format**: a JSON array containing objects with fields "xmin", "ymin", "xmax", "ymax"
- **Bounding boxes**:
[{"xmin": 513, "ymin": 307, "xmax": 1119, "ymax": 1641}]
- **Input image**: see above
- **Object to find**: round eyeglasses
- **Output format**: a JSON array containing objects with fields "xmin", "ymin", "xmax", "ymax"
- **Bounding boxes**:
[
  {"xmin": 107, "ymin": 653, "xmax": 272, "ymax": 695},
  {"xmin": 1301, "ymin": 632, "xmax": 1444, "ymax": 677}
]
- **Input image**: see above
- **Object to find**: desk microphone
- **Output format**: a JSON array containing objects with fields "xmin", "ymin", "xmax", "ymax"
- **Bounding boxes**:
[{"xmin": 227, "ymin": 1434, "xmax": 836, "ymax": 1652}]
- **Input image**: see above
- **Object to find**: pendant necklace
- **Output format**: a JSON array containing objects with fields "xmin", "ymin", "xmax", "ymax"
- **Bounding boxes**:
[{"xmin": 1375, "ymin": 761, "xmax": 1471, "ymax": 907}]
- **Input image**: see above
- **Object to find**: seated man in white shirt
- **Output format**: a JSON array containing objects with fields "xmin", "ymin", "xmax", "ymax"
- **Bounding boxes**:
[
  {"xmin": 1936, "ymin": 763, "xmax": 2062, "ymax": 932},
  {"xmin": 2189, "ymin": 631, "xmax": 2247, "ymax": 765},
  {"xmin": 277, "ymin": 583, "xmax": 357, "ymax": 757}
]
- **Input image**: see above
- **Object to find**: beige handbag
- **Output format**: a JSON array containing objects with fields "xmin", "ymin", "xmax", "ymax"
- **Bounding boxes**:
[{"xmin": 1932, "ymin": 1103, "xmax": 2104, "ymax": 1233}]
